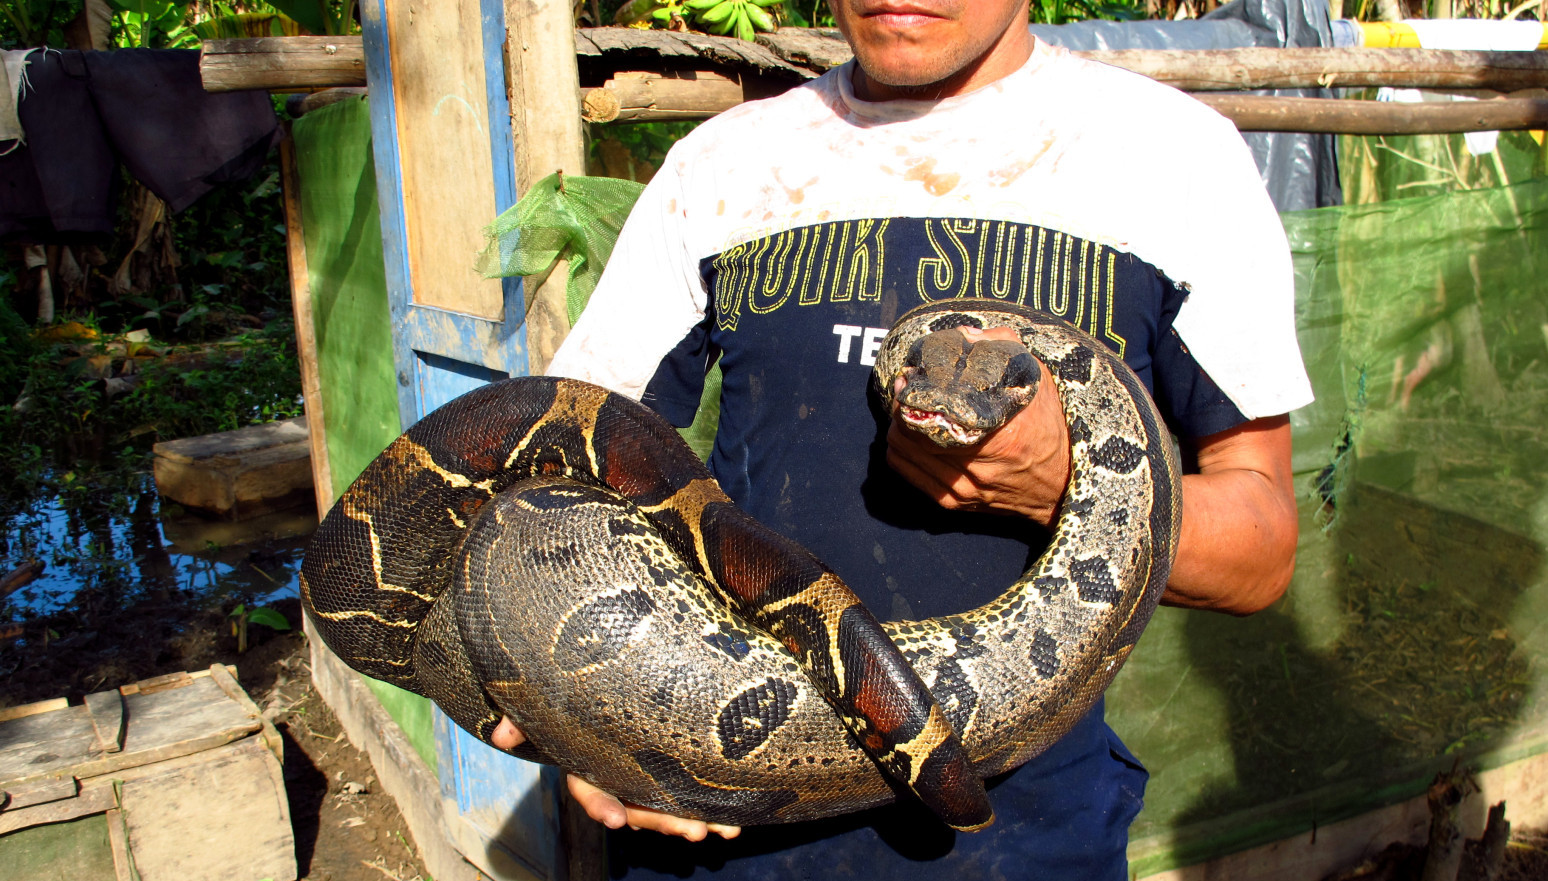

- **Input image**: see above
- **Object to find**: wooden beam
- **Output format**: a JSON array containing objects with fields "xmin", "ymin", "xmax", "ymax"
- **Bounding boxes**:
[
  {"xmin": 201, "ymin": 36, "xmax": 365, "ymax": 92},
  {"xmin": 1196, "ymin": 93, "xmax": 1548, "ymax": 132},
  {"xmin": 279, "ymin": 135, "xmax": 335, "ymax": 518},
  {"xmin": 202, "ymin": 30, "xmax": 1548, "ymax": 96},
  {"xmin": 582, "ymin": 70, "xmax": 748, "ymax": 123},
  {"xmin": 1086, "ymin": 47, "xmax": 1548, "ymax": 91},
  {"xmin": 582, "ymin": 74, "xmax": 1548, "ymax": 133}
]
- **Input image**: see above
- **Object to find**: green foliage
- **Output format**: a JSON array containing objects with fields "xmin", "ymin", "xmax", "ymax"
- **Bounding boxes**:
[
  {"xmin": 262, "ymin": 0, "xmax": 356, "ymax": 35},
  {"xmin": 192, "ymin": 10, "xmax": 303, "ymax": 39},
  {"xmin": 229, "ymin": 602, "xmax": 291, "ymax": 652},
  {"xmin": 2, "ymin": 321, "xmax": 303, "ymax": 458},
  {"xmin": 106, "ymin": 0, "xmax": 198, "ymax": 48},
  {"xmin": 0, "ymin": 0, "xmax": 81, "ymax": 48},
  {"xmin": 1029, "ymin": 0, "xmax": 1148, "ymax": 24}
]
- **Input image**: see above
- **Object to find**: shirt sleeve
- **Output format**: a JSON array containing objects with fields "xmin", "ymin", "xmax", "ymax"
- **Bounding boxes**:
[
  {"xmin": 546, "ymin": 154, "xmax": 708, "ymax": 401},
  {"xmin": 1166, "ymin": 114, "xmax": 1315, "ymax": 422}
]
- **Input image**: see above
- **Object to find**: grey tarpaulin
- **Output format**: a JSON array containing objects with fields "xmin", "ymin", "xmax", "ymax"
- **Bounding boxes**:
[{"xmin": 1031, "ymin": 0, "xmax": 1342, "ymax": 211}]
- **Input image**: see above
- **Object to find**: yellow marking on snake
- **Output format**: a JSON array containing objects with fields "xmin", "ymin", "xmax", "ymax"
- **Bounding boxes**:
[
  {"xmin": 639, "ymin": 478, "xmax": 732, "ymax": 573},
  {"xmin": 306, "ymin": 606, "xmax": 418, "ymax": 627},
  {"xmin": 761, "ymin": 573, "xmax": 854, "ymax": 690},
  {"xmin": 506, "ymin": 382, "xmax": 613, "ymax": 474},
  {"xmin": 389, "ymin": 437, "xmax": 497, "ymax": 492}
]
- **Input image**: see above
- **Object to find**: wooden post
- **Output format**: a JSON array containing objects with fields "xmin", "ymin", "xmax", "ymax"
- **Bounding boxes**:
[
  {"xmin": 504, "ymin": 1, "xmax": 589, "ymax": 376},
  {"xmin": 279, "ymin": 135, "xmax": 334, "ymax": 518},
  {"xmin": 499, "ymin": 5, "xmax": 602, "ymax": 874}
]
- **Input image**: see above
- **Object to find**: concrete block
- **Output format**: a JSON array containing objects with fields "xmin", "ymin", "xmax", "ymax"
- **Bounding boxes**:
[{"xmin": 153, "ymin": 417, "xmax": 314, "ymax": 520}]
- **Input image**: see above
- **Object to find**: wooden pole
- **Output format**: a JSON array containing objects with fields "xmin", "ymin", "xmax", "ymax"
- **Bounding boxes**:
[
  {"xmin": 201, "ymin": 34, "xmax": 1548, "ymax": 95},
  {"xmin": 503, "ymin": 1, "xmax": 591, "ymax": 376},
  {"xmin": 278, "ymin": 134, "xmax": 335, "ymax": 516},
  {"xmin": 1197, "ymin": 93, "xmax": 1548, "ymax": 132},
  {"xmin": 582, "ymin": 70, "xmax": 748, "ymax": 122},
  {"xmin": 1083, "ymin": 47, "xmax": 1548, "ymax": 91}
]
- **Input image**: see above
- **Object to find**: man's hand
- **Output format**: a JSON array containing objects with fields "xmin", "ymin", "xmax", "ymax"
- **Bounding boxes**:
[
  {"xmin": 490, "ymin": 717, "xmax": 741, "ymax": 842},
  {"xmin": 885, "ymin": 326, "xmax": 1071, "ymax": 528},
  {"xmin": 886, "ymin": 327, "xmax": 1297, "ymax": 616}
]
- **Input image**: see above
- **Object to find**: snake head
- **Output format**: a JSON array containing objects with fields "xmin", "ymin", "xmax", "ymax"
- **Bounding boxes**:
[{"xmin": 895, "ymin": 330, "xmax": 1040, "ymax": 448}]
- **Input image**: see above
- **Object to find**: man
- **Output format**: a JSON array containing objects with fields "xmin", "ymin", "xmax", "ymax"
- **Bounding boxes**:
[{"xmin": 492, "ymin": 0, "xmax": 1312, "ymax": 876}]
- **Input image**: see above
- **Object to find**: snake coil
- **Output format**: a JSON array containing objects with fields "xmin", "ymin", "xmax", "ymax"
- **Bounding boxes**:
[{"xmin": 301, "ymin": 299, "xmax": 1181, "ymax": 830}]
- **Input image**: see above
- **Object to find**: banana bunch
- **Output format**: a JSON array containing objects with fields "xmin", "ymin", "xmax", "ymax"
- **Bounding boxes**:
[{"xmin": 680, "ymin": 0, "xmax": 783, "ymax": 42}]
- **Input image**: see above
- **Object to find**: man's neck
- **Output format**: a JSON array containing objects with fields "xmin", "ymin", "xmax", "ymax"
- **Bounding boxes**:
[{"xmin": 849, "ymin": 29, "xmax": 1035, "ymax": 103}]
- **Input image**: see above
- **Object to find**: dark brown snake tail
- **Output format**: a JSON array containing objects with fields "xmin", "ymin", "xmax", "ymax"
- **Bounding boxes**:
[{"xmin": 301, "ymin": 300, "xmax": 1181, "ymax": 829}]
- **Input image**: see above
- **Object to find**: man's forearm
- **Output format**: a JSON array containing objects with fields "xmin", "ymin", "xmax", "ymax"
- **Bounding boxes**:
[{"xmin": 1160, "ymin": 417, "xmax": 1298, "ymax": 616}]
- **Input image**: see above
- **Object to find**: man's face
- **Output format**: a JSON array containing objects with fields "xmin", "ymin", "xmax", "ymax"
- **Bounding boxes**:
[{"xmin": 826, "ymin": 0, "xmax": 1033, "ymax": 101}]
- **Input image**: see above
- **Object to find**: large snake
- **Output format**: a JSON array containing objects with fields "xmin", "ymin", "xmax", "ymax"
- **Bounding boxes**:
[{"xmin": 301, "ymin": 299, "xmax": 1181, "ymax": 831}]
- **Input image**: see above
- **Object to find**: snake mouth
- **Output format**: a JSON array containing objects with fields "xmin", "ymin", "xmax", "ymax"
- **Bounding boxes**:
[{"xmin": 899, "ymin": 405, "xmax": 988, "ymax": 446}]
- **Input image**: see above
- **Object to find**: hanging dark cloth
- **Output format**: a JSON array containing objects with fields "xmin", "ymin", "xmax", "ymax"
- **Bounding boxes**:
[{"xmin": 0, "ymin": 48, "xmax": 281, "ymax": 243}]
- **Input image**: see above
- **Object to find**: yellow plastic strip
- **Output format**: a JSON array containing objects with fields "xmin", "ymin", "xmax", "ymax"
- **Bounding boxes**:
[{"xmin": 1356, "ymin": 20, "xmax": 1548, "ymax": 50}]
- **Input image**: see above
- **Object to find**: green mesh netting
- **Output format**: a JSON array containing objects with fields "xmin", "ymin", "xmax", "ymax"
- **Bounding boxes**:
[
  {"xmin": 475, "ymin": 153, "xmax": 1548, "ymax": 873},
  {"xmin": 481, "ymin": 172, "xmax": 722, "ymax": 461},
  {"xmin": 1120, "ymin": 169, "xmax": 1548, "ymax": 874},
  {"xmin": 479, "ymin": 172, "xmax": 647, "ymax": 326}
]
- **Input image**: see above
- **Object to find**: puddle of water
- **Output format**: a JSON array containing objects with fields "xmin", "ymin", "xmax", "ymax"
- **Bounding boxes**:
[{"xmin": 1, "ymin": 466, "xmax": 314, "ymax": 621}]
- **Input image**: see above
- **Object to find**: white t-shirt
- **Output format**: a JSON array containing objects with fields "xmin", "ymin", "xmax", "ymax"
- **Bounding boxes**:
[{"xmin": 552, "ymin": 38, "xmax": 1313, "ymax": 425}]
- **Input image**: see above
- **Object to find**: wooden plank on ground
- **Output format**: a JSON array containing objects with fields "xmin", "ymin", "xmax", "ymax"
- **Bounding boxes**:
[
  {"xmin": 83, "ymin": 690, "xmax": 125, "ymax": 754},
  {"xmin": 118, "ymin": 737, "xmax": 296, "ymax": 881},
  {"xmin": 1, "ymin": 777, "xmax": 78, "ymax": 812},
  {"xmin": 0, "ymin": 784, "xmax": 117, "ymax": 835},
  {"xmin": 0, "ymin": 675, "xmax": 260, "ymax": 790}
]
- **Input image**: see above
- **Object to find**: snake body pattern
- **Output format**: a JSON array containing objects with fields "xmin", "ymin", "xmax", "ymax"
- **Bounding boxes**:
[{"xmin": 300, "ymin": 299, "xmax": 1182, "ymax": 830}]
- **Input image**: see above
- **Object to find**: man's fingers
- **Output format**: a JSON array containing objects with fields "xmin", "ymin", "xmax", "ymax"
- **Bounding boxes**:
[
  {"xmin": 567, "ymin": 775, "xmax": 628, "ymax": 829},
  {"xmin": 491, "ymin": 716, "xmax": 525, "ymax": 750},
  {"xmin": 565, "ymin": 776, "xmax": 741, "ymax": 841}
]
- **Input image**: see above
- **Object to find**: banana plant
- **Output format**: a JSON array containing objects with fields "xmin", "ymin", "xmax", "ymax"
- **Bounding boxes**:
[
  {"xmin": 682, "ymin": 0, "xmax": 783, "ymax": 41},
  {"xmin": 193, "ymin": 11, "xmax": 303, "ymax": 39},
  {"xmin": 105, "ymin": 0, "xmax": 195, "ymax": 48},
  {"xmin": 617, "ymin": 0, "xmax": 785, "ymax": 42}
]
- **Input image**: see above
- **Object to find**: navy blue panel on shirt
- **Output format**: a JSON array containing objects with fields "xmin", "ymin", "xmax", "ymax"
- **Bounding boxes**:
[{"xmin": 646, "ymin": 217, "xmax": 1242, "ymax": 618}]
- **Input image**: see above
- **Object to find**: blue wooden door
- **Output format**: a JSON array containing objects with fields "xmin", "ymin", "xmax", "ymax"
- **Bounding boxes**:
[{"xmin": 360, "ymin": 0, "xmax": 564, "ymax": 877}]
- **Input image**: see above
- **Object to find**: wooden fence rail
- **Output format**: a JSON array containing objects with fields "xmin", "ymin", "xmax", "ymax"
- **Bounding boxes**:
[{"xmin": 201, "ymin": 31, "xmax": 1548, "ymax": 134}]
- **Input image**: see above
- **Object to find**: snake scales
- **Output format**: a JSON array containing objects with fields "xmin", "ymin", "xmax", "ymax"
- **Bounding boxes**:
[{"xmin": 301, "ymin": 299, "xmax": 1181, "ymax": 831}]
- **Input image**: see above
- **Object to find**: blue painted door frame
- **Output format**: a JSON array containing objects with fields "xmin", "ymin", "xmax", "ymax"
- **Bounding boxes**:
[{"xmin": 360, "ymin": 0, "xmax": 564, "ymax": 877}]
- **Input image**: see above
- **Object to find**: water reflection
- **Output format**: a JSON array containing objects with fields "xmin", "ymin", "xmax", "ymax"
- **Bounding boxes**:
[{"xmin": 1, "ymin": 467, "xmax": 311, "ymax": 621}]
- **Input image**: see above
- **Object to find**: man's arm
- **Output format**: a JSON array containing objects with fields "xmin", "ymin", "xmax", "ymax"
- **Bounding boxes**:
[{"xmin": 1162, "ymin": 415, "xmax": 1296, "ymax": 614}]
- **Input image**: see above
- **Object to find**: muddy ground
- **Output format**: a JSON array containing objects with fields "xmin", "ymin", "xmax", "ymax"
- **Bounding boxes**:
[{"xmin": 0, "ymin": 596, "xmax": 429, "ymax": 881}]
